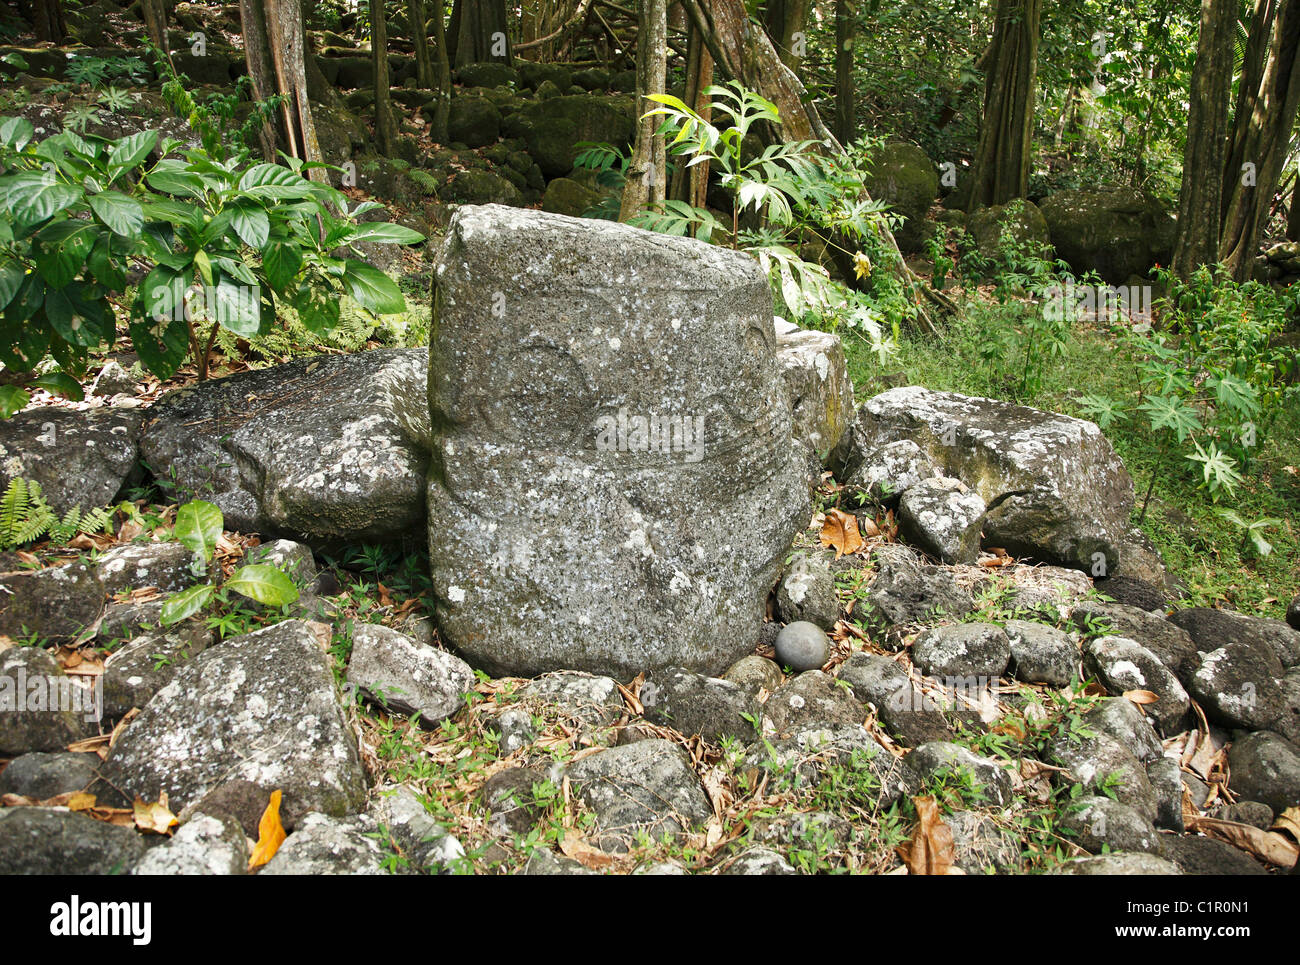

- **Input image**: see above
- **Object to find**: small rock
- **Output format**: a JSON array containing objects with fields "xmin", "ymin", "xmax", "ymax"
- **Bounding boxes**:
[
  {"xmin": 1146, "ymin": 756, "xmax": 1185, "ymax": 832},
  {"xmin": 0, "ymin": 646, "xmax": 93, "ymax": 755},
  {"xmin": 898, "ymin": 476, "xmax": 986, "ymax": 564},
  {"xmin": 1005, "ymin": 620, "xmax": 1077, "ymax": 687},
  {"xmin": 1273, "ymin": 667, "xmax": 1300, "ymax": 745},
  {"xmin": 564, "ymin": 739, "xmax": 713, "ymax": 853},
  {"xmin": 1070, "ymin": 600, "xmax": 1199, "ymax": 679},
  {"xmin": 1048, "ymin": 731, "xmax": 1158, "ymax": 821},
  {"xmin": 640, "ymin": 667, "xmax": 761, "ymax": 743},
  {"xmin": 719, "ymin": 847, "xmax": 797, "ymax": 875},
  {"xmin": 487, "ymin": 707, "xmax": 537, "ymax": 755},
  {"xmin": 0, "ymin": 560, "xmax": 105, "ymax": 642},
  {"xmin": 748, "ymin": 810, "xmax": 853, "ymax": 857},
  {"xmin": 1159, "ymin": 834, "xmax": 1268, "ymax": 875},
  {"xmin": 482, "ymin": 767, "xmax": 549, "ymax": 836},
  {"xmin": 90, "ymin": 359, "xmax": 138, "ymax": 397},
  {"xmin": 522, "ymin": 849, "xmax": 599, "ymax": 875},
  {"xmin": 946, "ymin": 809, "xmax": 1022, "ymax": 873},
  {"xmin": 764, "ymin": 670, "xmax": 865, "ymax": 734},
  {"xmin": 776, "ymin": 552, "xmax": 839, "ymax": 630},
  {"xmin": 94, "ymin": 541, "xmax": 199, "ymax": 596},
  {"xmin": 101, "ymin": 625, "xmax": 213, "ymax": 721},
  {"xmin": 1220, "ymin": 800, "xmax": 1274, "ymax": 830},
  {"xmin": 1093, "ymin": 575, "xmax": 1170, "ymax": 611},
  {"xmin": 862, "ymin": 544, "xmax": 974, "ymax": 641},
  {"xmin": 837, "ymin": 652, "xmax": 954, "ymax": 747},
  {"xmin": 1226, "ymin": 731, "xmax": 1300, "ymax": 813},
  {"xmin": 1082, "ymin": 636, "xmax": 1189, "ymax": 732},
  {"xmin": 1288, "ymin": 594, "xmax": 1300, "ymax": 632},
  {"xmin": 0, "ymin": 751, "xmax": 99, "ymax": 799},
  {"xmin": 634, "ymin": 860, "xmax": 690, "ymax": 875},
  {"xmin": 346, "ymin": 623, "xmax": 474, "ymax": 726},
  {"xmin": 244, "ymin": 539, "xmax": 319, "ymax": 588},
  {"xmin": 0, "ymin": 807, "xmax": 149, "ymax": 874},
  {"xmin": 259, "ymin": 813, "xmax": 391, "ymax": 875},
  {"xmin": 133, "ymin": 812, "xmax": 247, "ymax": 875},
  {"xmin": 1169, "ymin": 607, "xmax": 1300, "ymax": 669},
  {"xmin": 1087, "ymin": 697, "xmax": 1163, "ymax": 764},
  {"xmin": 368, "ymin": 784, "xmax": 464, "ymax": 872},
  {"xmin": 520, "ymin": 672, "xmax": 625, "ymax": 728},
  {"xmin": 1050, "ymin": 853, "xmax": 1181, "ymax": 875},
  {"xmin": 773, "ymin": 621, "xmax": 830, "ymax": 673},
  {"xmin": 912, "ymin": 623, "xmax": 1011, "ymax": 680},
  {"xmin": 96, "ymin": 599, "xmax": 165, "ymax": 646},
  {"xmin": 844, "ymin": 439, "xmax": 937, "ymax": 505},
  {"xmin": 722, "ymin": 654, "xmax": 783, "ymax": 694},
  {"xmin": 1187, "ymin": 644, "xmax": 1285, "ymax": 731},
  {"xmin": 1062, "ymin": 796, "xmax": 1160, "ymax": 854},
  {"xmin": 743, "ymin": 725, "xmax": 904, "ymax": 805},
  {"xmin": 903, "ymin": 741, "xmax": 1013, "ymax": 807}
]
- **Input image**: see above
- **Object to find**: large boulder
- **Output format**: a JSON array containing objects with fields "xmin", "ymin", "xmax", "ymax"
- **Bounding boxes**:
[
  {"xmin": 833, "ymin": 387, "xmax": 1134, "ymax": 572},
  {"xmin": 447, "ymin": 94, "xmax": 502, "ymax": 148},
  {"xmin": 773, "ymin": 320, "xmax": 855, "ymax": 462},
  {"xmin": 1038, "ymin": 187, "xmax": 1175, "ymax": 284},
  {"xmin": 97, "ymin": 620, "xmax": 367, "ymax": 829},
  {"xmin": 141, "ymin": 349, "xmax": 430, "ymax": 545},
  {"xmin": 0, "ymin": 407, "xmax": 144, "ymax": 517},
  {"xmin": 514, "ymin": 94, "xmax": 636, "ymax": 178},
  {"xmin": 967, "ymin": 200, "xmax": 1051, "ymax": 264},
  {"xmin": 427, "ymin": 205, "xmax": 809, "ymax": 677},
  {"xmin": 863, "ymin": 141, "xmax": 938, "ymax": 251}
]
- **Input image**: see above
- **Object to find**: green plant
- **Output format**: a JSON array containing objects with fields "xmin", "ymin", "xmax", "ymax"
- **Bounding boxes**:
[
  {"xmin": 0, "ymin": 477, "xmax": 115, "ymax": 548},
  {"xmin": 1215, "ymin": 509, "xmax": 1282, "ymax": 558},
  {"xmin": 159, "ymin": 500, "xmax": 299, "ymax": 625},
  {"xmin": 0, "ymin": 116, "xmax": 422, "ymax": 413}
]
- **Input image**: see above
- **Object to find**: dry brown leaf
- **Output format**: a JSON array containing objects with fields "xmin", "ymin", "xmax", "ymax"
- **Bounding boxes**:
[
  {"xmin": 899, "ymin": 795, "xmax": 955, "ymax": 875},
  {"xmin": 1272, "ymin": 806, "xmax": 1300, "ymax": 844},
  {"xmin": 248, "ymin": 789, "xmax": 287, "ymax": 870},
  {"xmin": 1188, "ymin": 815, "xmax": 1299, "ymax": 869},
  {"xmin": 820, "ymin": 509, "xmax": 864, "ymax": 558},
  {"xmin": 68, "ymin": 791, "xmax": 97, "ymax": 811},
  {"xmin": 133, "ymin": 794, "xmax": 178, "ymax": 835},
  {"xmin": 1123, "ymin": 689, "xmax": 1159, "ymax": 707},
  {"xmin": 558, "ymin": 833, "xmax": 621, "ymax": 871},
  {"xmin": 861, "ymin": 517, "xmax": 881, "ymax": 538}
]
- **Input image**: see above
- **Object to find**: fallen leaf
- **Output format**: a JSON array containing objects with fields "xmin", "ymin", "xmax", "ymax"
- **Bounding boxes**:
[
  {"xmin": 1272, "ymin": 806, "xmax": 1300, "ymax": 844},
  {"xmin": 248, "ymin": 789, "xmax": 287, "ymax": 870},
  {"xmin": 558, "ymin": 833, "xmax": 621, "ymax": 871},
  {"xmin": 1123, "ymin": 689, "xmax": 1159, "ymax": 709},
  {"xmin": 1187, "ymin": 815, "xmax": 1298, "ymax": 869},
  {"xmin": 68, "ymin": 791, "xmax": 97, "ymax": 811},
  {"xmin": 133, "ymin": 795, "xmax": 178, "ymax": 835},
  {"xmin": 820, "ymin": 509, "xmax": 864, "ymax": 558},
  {"xmin": 898, "ymin": 795, "xmax": 955, "ymax": 875}
]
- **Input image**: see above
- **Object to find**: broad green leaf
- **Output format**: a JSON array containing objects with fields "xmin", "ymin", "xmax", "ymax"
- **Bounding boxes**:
[
  {"xmin": 34, "ymin": 219, "xmax": 98, "ymax": 288},
  {"xmin": 0, "ymin": 260, "xmax": 24, "ymax": 311},
  {"xmin": 29, "ymin": 372, "xmax": 84, "ymax": 401},
  {"xmin": 88, "ymin": 190, "xmax": 145, "ymax": 238},
  {"xmin": 346, "ymin": 222, "xmax": 425, "ymax": 245},
  {"xmin": 228, "ymin": 203, "xmax": 270, "ymax": 249},
  {"xmin": 107, "ymin": 129, "xmax": 158, "ymax": 178},
  {"xmin": 226, "ymin": 564, "xmax": 300, "ymax": 607},
  {"xmin": 211, "ymin": 272, "xmax": 261, "ymax": 336},
  {"xmin": 262, "ymin": 240, "xmax": 302, "ymax": 292},
  {"xmin": 127, "ymin": 309, "xmax": 188, "ymax": 380},
  {"xmin": 174, "ymin": 499, "xmax": 223, "ymax": 562},
  {"xmin": 340, "ymin": 261, "xmax": 405, "ymax": 314},
  {"xmin": 161, "ymin": 583, "xmax": 216, "ymax": 626},
  {"xmin": 9, "ymin": 182, "xmax": 81, "ymax": 227},
  {"xmin": 44, "ymin": 283, "xmax": 110, "ymax": 347},
  {"xmin": 0, "ymin": 115, "xmax": 34, "ymax": 151},
  {"xmin": 0, "ymin": 385, "xmax": 29, "ymax": 419}
]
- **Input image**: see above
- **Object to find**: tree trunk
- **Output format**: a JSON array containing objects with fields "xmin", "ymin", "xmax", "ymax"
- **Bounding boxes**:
[
  {"xmin": 761, "ymin": 0, "xmax": 810, "ymax": 71},
  {"xmin": 452, "ymin": 0, "xmax": 513, "ymax": 68},
  {"xmin": 1218, "ymin": 0, "xmax": 1300, "ymax": 280},
  {"xmin": 239, "ymin": 0, "xmax": 329, "ymax": 182},
  {"xmin": 429, "ymin": 0, "xmax": 452, "ymax": 142},
  {"xmin": 373, "ymin": 0, "xmax": 399, "ymax": 155},
  {"xmin": 31, "ymin": 0, "xmax": 66, "ymax": 42},
  {"xmin": 141, "ymin": 0, "xmax": 171, "ymax": 61},
  {"xmin": 619, "ymin": 0, "xmax": 668, "ymax": 221},
  {"xmin": 834, "ymin": 0, "xmax": 855, "ymax": 144},
  {"xmin": 669, "ymin": 20, "xmax": 714, "ymax": 209},
  {"xmin": 1171, "ymin": 0, "xmax": 1237, "ymax": 280},
  {"xmin": 968, "ymin": 0, "xmax": 1041, "ymax": 209},
  {"xmin": 410, "ymin": 0, "xmax": 435, "ymax": 88}
]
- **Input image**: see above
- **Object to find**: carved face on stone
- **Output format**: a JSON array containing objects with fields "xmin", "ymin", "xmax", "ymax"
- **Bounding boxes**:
[{"xmin": 426, "ymin": 206, "xmax": 808, "ymax": 679}]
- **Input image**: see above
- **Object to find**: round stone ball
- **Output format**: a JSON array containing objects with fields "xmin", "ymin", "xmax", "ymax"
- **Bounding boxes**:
[{"xmin": 774, "ymin": 621, "xmax": 829, "ymax": 673}]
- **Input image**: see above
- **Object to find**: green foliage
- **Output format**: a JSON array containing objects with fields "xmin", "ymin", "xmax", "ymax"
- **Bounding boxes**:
[
  {"xmin": 0, "ymin": 114, "xmax": 421, "ymax": 412},
  {"xmin": 0, "ymin": 477, "xmax": 114, "ymax": 549}
]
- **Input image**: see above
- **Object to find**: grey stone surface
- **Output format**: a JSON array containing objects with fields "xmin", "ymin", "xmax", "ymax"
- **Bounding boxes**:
[
  {"xmin": 898, "ymin": 476, "xmax": 986, "ymax": 564},
  {"xmin": 0, "ymin": 806, "xmax": 149, "ymax": 874},
  {"xmin": 482, "ymin": 767, "xmax": 549, "ymax": 836},
  {"xmin": 742, "ymin": 724, "xmax": 904, "ymax": 805},
  {"xmin": 1169, "ymin": 607, "xmax": 1300, "ymax": 669},
  {"xmin": 844, "ymin": 439, "xmax": 936, "ymax": 505},
  {"xmin": 0, "ymin": 646, "xmax": 93, "ymax": 755},
  {"xmin": 640, "ymin": 667, "xmax": 761, "ymax": 743},
  {"xmin": 862, "ymin": 544, "xmax": 974, "ymax": 639},
  {"xmin": 764, "ymin": 670, "xmax": 865, "ymax": 734},
  {"xmin": 1274, "ymin": 667, "xmax": 1300, "ymax": 745},
  {"xmin": 564, "ymin": 739, "xmax": 713, "ymax": 853},
  {"xmin": 0, "ymin": 407, "xmax": 143, "ymax": 517},
  {"xmin": 903, "ymin": 741, "xmax": 1014, "ymax": 807},
  {"xmin": 722, "ymin": 654, "xmax": 783, "ymax": 694},
  {"xmin": 1187, "ymin": 643, "xmax": 1285, "ymax": 731},
  {"xmin": 369, "ymin": 784, "xmax": 465, "ymax": 871},
  {"xmin": 1227, "ymin": 731, "xmax": 1300, "ymax": 814},
  {"xmin": 427, "ymin": 205, "xmax": 808, "ymax": 678},
  {"xmin": 520, "ymin": 672, "xmax": 625, "ymax": 727},
  {"xmin": 1083, "ymin": 636, "xmax": 1189, "ymax": 732},
  {"xmin": 133, "ymin": 812, "xmax": 248, "ymax": 875},
  {"xmin": 1005, "ymin": 619, "xmax": 1077, "ymax": 687},
  {"xmin": 0, "ymin": 559, "xmax": 104, "ymax": 642},
  {"xmin": 101, "ymin": 625, "xmax": 213, "ymax": 721},
  {"xmin": 141, "ymin": 348, "xmax": 430, "ymax": 543},
  {"xmin": 94, "ymin": 541, "xmax": 199, "ymax": 596},
  {"xmin": 1220, "ymin": 800, "xmax": 1274, "ymax": 830},
  {"xmin": 346, "ymin": 623, "xmax": 474, "ymax": 726},
  {"xmin": 1086, "ymin": 697, "xmax": 1164, "ymax": 765},
  {"xmin": 773, "ymin": 621, "xmax": 830, "ymax": 673},
  {"xmin": 776, "ymin": 552, "xmax": 839, "ymax": 630},
  {"xmin": 1062, "ymin": 795, "xmax": 1161, "ymax": 854},
  {"xmin": 912, "ymin": 623, "xmax": 1011, "ymax": 680},
  {"xmin": 719, "ymin": 847, "xmax": 797, "ymax": 875},
  {"xmin": 522, "ymin": 849, "xmax": 599, "ymax": 875},
  {"xmin": 1071, "ymin": 599, "xmax": 1199, "ymax": 679},
  {"xmin": 1048, "ymin": 731, "xmax": 1158, "ymax": 822},
  {"xmin": 1049, "ymin": 853, "xmax": 1181, "ymax": 875},
  {"xmin": 0, "ymin": 751, "xmax": 98, "ymax": 799},
  {"xmin": 1288, "ymin": 594, "xmax": 1300, "ymax": 631},
  {"xmin": 259, "ymin": 813, "xmax": 391, "ymax": 875},
  {"xmin": 1159, "ymin": 834, "xmax": 1268, "ymax": 875},
  {"xmin": 775, "ymin": 324, "xmax": 855, "ymax": 460},
  {"xmin": 98, "ymin": 620, "xmax": 366, "ymax": 828},
  {"xmin": 837, "ymin": 652, "xmax": 954, "ymax": 747},
  {"xmin": 487, "ymin": 707, "xmax": 538, "ymax": 755},
  {"xmin": 833, "ymin": 387, "xmax": 1135, "ymax": 571},
  {"xmin": 946, "ymin": 809, "xmax": 1022, "ymax": 874}
]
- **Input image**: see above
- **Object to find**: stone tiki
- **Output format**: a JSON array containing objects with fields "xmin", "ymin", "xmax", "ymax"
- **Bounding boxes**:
[{"xmin": 427, "ymin": 205, "xmax": 808, "ymax": 678}]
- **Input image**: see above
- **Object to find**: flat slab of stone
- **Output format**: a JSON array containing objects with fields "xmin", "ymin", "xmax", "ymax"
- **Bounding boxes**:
[
  {"xmin": 141, "ymin": 348, "xmax": 430, "ymax": 543},
  {"xmin": 427, "ymin": 205, "xmax": 808, "ymax": 677},
  {"xmin": 774, "ymin": 324, "xmax": 854, "ymax": 460}
]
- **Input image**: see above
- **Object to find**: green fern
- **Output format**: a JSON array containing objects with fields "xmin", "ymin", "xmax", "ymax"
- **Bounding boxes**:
[{"xmin": 0, "ymin": 478, "xmax": 115, "ymax": 549}]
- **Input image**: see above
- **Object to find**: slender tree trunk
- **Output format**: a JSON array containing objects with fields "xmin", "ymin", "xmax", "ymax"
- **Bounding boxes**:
[
  {"xmin": 1171, "ymin": 0, "xmax": 1237, "ymax": 280},
  {"xmin": 619, "ymin": 0, "xmax": 668, "ymax": 221},
  {"xmin": 968, "ymin": 0, "xmax": 1041, "ymax": 208},
  {"xmin": 410, "ymin": 0, "xmax": 434, "ymax": 88},
  {"xmin": 669, "ymin": 20, "xmax": 714, "ymax": 209},
  {"xmin": 1288, "ymin": 175, "xmax": 1300, "ymax": 240},
  {"xmin": 1219, "ymin": 0, "xmax": 1300, "ymax": 280},
  {"xmin": 430, "ymin": 0, "xmax": 452, "ymax": 142},
  {"xmin": 452, "ymin": 0, "xmax": 513, "ymax": 68},
  {"xmin": 834, "ymin": 0, "xmax": 855, "ymax": 144},
  {"xmin": 31, "ymin": 0, "xmax": 66, "ymax": 42},
  {"xmin": 141, "ymin": 0, "xmax": 171, "ymax": 61},
  {"xmin": 761, "ymin": 0, "xmax": 810, "ymax": 71},
  {"xmin": 373, "ymin": 0, "xmax": 399, "ymax": 155}
]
